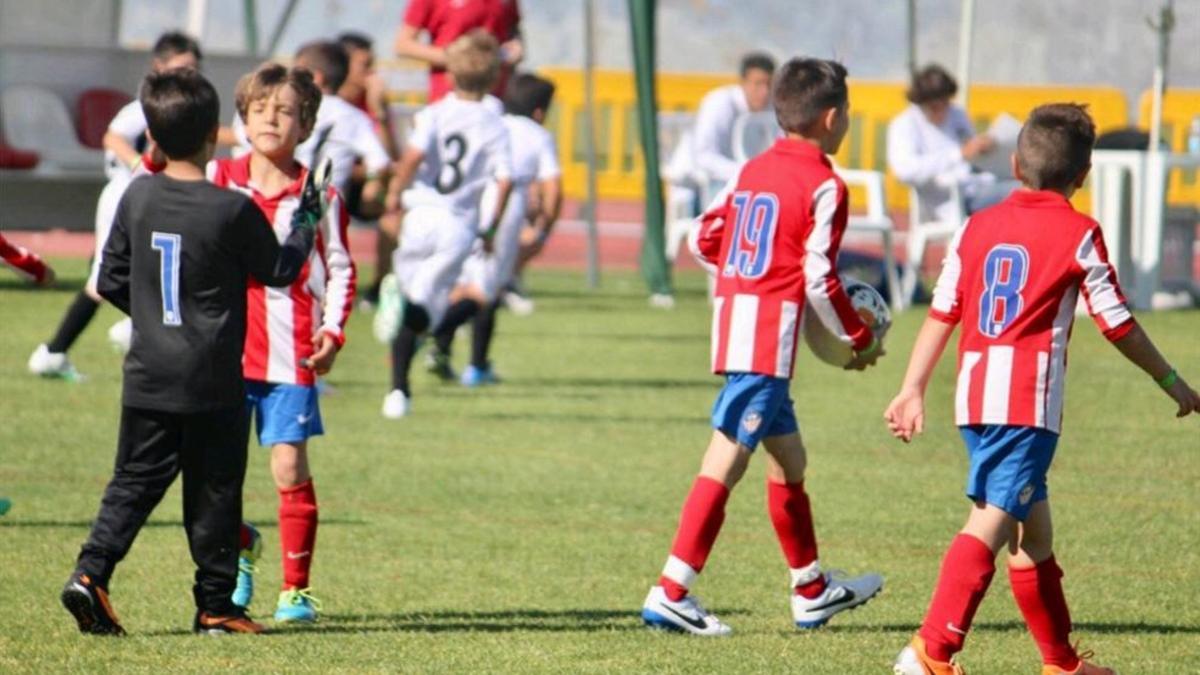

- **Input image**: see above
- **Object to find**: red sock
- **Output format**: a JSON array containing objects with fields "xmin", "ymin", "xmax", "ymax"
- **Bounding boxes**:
[
  {"xmin": 767, "ymin": 480, "xmax": 827, "ymax": 599},
  {"xmin": 278, "ymin": 479, "xmax": 318, "ymax": 590},
  {"xmin": 239, "ymin": 522, "xmax": 254, "ymax": 550},
  {"xmin": 919, "ymin": 533, "xmax": 997, "ymax": 662},
  {"xmin": 658, "ymin": 476, "xmax": 729, "ymax": 601},
  {"xmin": 1010, "ymin": 556, "xmax": 1078, "ymax": 669}
]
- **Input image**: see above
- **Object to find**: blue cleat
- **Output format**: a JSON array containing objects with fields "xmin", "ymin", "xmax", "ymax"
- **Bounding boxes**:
[
  {"xmin": 274, "ymin": 588, "xmax": 321, "ymax": 623},
  {"xmin": 232, "ymin": 522, "xmax": 261, "ymax": 609},
  {"xmin": 460, "ymin": 364, "xmax": 500, "ymax": 388}
]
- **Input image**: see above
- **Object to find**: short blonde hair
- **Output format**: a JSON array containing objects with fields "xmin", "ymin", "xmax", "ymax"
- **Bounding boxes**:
[
  {"xmin": 446, "ymin": 30, "xmax": 500, "ymax": 94},
  {"xmin": 235, "ymin": 62, "xmax": 322, "ymax": 141}
]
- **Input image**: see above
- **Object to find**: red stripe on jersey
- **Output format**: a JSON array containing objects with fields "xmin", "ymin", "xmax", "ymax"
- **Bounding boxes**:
[{"xmin": 244, "ymin": 280, "xmax": 270, "ymax": 381}]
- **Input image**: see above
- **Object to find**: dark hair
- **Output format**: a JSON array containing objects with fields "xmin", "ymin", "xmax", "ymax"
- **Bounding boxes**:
[
  {"xmin": 235, "ymin": 62, "xmax": 323, "ymax": 139},
  {"xmin": 152, "ymin": 31, "xmax": 203, "ymax": 63},
  {"xmin": 739, "ymin": 52, "xmax": 776, "ymax": 78},
  {"xmin": 503, "ymin": 73, "xmax": 555, "ymax": 118},
  {"xmin": 140, "ymin": 69, "xmax": 219, "ymax": 159},
  {"xmin": 772, "ymin": 58, "xmax": 848, "ymax": 133},
  {"xmin": 907, "ymin": 64, "xmax": 957, "ymax": 104},
  {"xmin": 1016, "ymin": 103, "xmax": 1096, "ymax": 190},
  {"xmin": 295, "ymin": 41, "xmax": 350, "ymax": 92},
  {"xmin": 337, "ymin": 32, "xmax": 373, "ymax": 52}
]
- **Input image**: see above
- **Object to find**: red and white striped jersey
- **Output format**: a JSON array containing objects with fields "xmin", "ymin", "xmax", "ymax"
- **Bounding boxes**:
[
  {"xmin": 929, "ymin": 190, "xmax": 1134, "ymax": 433},
  {"xmin": 208, "ymin": 156, "xmax": 356, "ymax": 387},
  {"xmin": 690, "ymin": 139, "xmax": 873, "ymax": 379}
]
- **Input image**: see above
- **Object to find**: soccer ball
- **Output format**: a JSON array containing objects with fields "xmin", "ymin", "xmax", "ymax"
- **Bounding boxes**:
[{"xmin": 802, "ymin": 277, "xmax": 891, "ymax": 367}]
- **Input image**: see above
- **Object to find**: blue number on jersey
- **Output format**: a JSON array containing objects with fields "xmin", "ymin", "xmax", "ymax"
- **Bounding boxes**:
[
  {"xmin": 978, "ymin": 244, "xmax": 1029, "ymax": 338},
  {"xmin": 721, "ymin": 191, "xmax": 779, "ymax": 280},
  {"xmin": 151, "ymin": 232, "xmax": 182, "ymax": 326}
]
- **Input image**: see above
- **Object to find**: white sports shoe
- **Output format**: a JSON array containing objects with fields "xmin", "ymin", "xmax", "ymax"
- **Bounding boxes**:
[
  {"xmin": 641, "ymin": 586, "xmax": 732, "ymax": 636},
  {"xmin": 503, "ymin": 290, "xmax": 535, "ymax": 316},
  {"xmin": 27, "ymin": 344, "xmax": 83, "ymax": 381},
  {"xmin": 381, "ymin": 389, "xmax": 410, "ymax": 419},
  {"xmin": 791, "ymin": 571, "xmax": 883, "ymax": 628},
  {"xmin": 373, "ymin": 274, "xmax": 404, "ymax": 344},
  {"xmin": 107, "ymin": 317, "xmax": 132, "ymax": 354}
]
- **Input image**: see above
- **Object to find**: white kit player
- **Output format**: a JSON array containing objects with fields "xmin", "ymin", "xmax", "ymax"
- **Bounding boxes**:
[
  {"xmin": 426, "ymin": 73, "xmax": 561, "ymax": 387},
  {"xmin": 375, "ymin": 30, "xmax": 513, "ymax": 419}
]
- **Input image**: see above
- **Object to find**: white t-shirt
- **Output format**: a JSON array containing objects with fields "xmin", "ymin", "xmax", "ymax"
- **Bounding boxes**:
[
  {"xmin": 233, "ymin": 94, "xmax": 390, "ymax": 197},
  {"xmin": 691, "ymin": 84, "xmax": 750, "ymax": 184},
  {"xmin": 104, "ymin": 100, "xmax": 147, "ymax": 180},
  {"xmin": 404, "ymin": 93, "xmax": 512, "ymax": 220},
  {"xmin": 502, "ymin": 114, "xmax": 560, "ymax": 188},
  {"xmin": 887, "ymin": 103, "xmax": 992, "ymax": 222}
]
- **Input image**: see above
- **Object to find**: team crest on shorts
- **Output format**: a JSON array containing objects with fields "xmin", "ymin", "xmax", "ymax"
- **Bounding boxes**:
[
  {"xmin": 742, "ymin": 411, "xmax": 762, "ymax": 433},
  {"xmin": 1018, "ymin": 483, "xmax": 1035, "ymax": 506}
]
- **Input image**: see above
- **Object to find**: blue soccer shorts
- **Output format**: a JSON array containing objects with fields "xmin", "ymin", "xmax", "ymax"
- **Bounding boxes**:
[
  {"xmin": 710, "ymin": 373, "xmax": 799, "ymax": 451},
  {"xmin": 960, "ymin": 424, "xmax": 1058, "ymax": 521},
  {"xmin": 245, "ymin": 380, "xmax": 323, "ymax": 447}
]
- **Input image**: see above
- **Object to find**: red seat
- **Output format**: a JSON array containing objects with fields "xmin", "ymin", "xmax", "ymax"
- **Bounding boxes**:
[
  {"xmin": 0, "ymin": 140, "xmax": 39, "ymax": 169},
  {"xmin": 76, "ymin": 88, "xmax": 132, "ymax": 149}
]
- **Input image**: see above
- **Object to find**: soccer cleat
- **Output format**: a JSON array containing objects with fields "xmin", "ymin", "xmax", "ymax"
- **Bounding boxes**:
[
  {"xmin": 372, "ymin": 274, "xmax": 405, "ymax": 344},
  {"xmin": 193, "ymin": 609, "xmax": 268, "ymax": 635},
  {"xmin": 232, "ymin": 522, "xmax": 262, "ymax": 609},
  {"xmin": 107, "ymin": 317, "xmax": 132, "ymax": 354},
  {"xmin": 503, "ymin": 289, "xmax": 535, "ymax": 316},
  {"xmin": 460, "ymin": 364, "xmax": 500, "ymax": 388},
  {"xmin": 1041, "ymin": 648, "xmax": 1115, "ymax": 675},
  {"xmin": 274, "ymin": 587, "xmax": 321, "ymax": 624},
  {"xmin": 894, "ymin": 636, "xmax": 966, "ymax": 675},
  {"xmin": 640, "ymin": 585, "xmax": 732, "ymax": 636},
  {"xmin": 381, "ymin": 389, "xmax": 410, "ymax": 419},
  {"xmin": 61, "ymin": 573, "xmax": 126, "ymax": 636},
  {"xmin": 28, "ymin": 344, "xmax": 84, "ymax": 381},
  {"xmin": 791, "ymin": 570, "xmax": 883, "ymax": 628},
  {"xmin": 425, "ymin": 348, "xmax": 456, "ymax": 382}
]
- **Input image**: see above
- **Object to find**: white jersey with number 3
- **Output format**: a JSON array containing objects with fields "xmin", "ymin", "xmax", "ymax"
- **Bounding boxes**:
[{"xmin": 404, "ymin": 93, "xmax": 512, "ymax": 222}]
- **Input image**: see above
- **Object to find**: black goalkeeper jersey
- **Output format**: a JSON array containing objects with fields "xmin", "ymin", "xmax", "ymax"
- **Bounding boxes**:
[{"xmin": 98, "ymin": 173, "xmax": 314, "ymax": 413}]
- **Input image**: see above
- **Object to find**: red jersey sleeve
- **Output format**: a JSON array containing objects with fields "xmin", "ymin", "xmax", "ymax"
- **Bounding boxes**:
[
  {"xmin": 1074, "ymin": 224, "xmax": 1135, "ymax": 341},
  {"xmin": 802, "ymin": 176, "xmax": 873, "ymax": 351},
  {"xmin": 688, "ymin": 177, "xmax": 737, "ymax": 274},
  {"xmin": 403, "ymin": 0, "xmax": 433, "ymax": 29}
]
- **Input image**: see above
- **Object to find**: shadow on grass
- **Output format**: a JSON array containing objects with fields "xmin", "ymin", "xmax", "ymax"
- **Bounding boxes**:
[
  {"xmin": 824, "ymin": 620, "xmax": 1200, "ymax": 635},
  {"xmin": 285, "ymin": 607, "xmax": 752, "ymax": 635},
  {"xmin": 515, "ymin": 377, "xmax": 716, "ymax": 391},
  {"xmin": 0, "ymin": 517, "xmax": 370, "ymax": 529},
  {"xmin": 473, "ymin": 412, "xmax": 710, "ymax": 425}
]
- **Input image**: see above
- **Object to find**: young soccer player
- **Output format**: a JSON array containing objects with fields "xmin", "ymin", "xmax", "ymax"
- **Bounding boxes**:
[
  {"xmin": 59, "ymin": 69, "xmax": 324, "ymax": 636},
  {"xmin": 885, "ymin": 103, "xmax": 1200, "ymax": 674},
  {"xmin": 210, "ymin": 62, "xmax": 355, "ymax": 623},
  {"xmin": 376, "ymin": 30, "xmax": 512, "ymax": 419},
  {"xmin": 427, "ymin": 72, "xmax": 561, "ymax": 386},
  {"xmin": 640, "ymin": 58, "xmax": 884, "ymax": 636},
  {"xmin": 28, "ymin": 32, "xmax": 202, "ymax": 379}
]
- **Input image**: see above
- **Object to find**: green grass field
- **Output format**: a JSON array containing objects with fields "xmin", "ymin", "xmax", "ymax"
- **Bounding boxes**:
[{"xmin": 2, "ymin": 260, "xmax": 1198, "ymax": 673}]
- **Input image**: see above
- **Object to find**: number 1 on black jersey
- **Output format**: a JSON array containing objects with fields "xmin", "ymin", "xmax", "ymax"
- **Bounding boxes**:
[{"xmin": 151, "ymin": 231, "xmax": 182, "ymax": 326}]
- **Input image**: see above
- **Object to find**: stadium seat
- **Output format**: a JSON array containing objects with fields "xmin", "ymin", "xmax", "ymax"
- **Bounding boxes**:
[
  {"xmin": 0, "ymin": 140, "xmax": 40, "ymax": 169},
  {"xmin": 0, "ymin": 85, "xmax": 103, "ymax": 172},
  {"xmin": 76, "ymin": 88, "xmax": 132, "ymax": 149},
  {"xmin": 902, "ymin": 183, "xmax": 964, "ymax": 303},
  {"xmin": 837, "ymin": 168, "xmax": 904, "ymax": 311}
]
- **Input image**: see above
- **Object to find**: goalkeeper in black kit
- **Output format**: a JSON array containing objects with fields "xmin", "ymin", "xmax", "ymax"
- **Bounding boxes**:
[{"xmin": 59, "ymin": 69, "xmax": 329, "ymax": 636}]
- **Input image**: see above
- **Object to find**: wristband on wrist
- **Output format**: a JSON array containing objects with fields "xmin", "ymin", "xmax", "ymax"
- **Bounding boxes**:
[{"xmin": 1157, "ymin": 368, "xmax": 1178, "ymax": 390}]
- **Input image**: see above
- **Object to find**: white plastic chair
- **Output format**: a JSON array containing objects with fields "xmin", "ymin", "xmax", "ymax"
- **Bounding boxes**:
[
  {"xmin": 902, "ymin": 183, "xmax": 964, "ymax": 302},
  {"xmin": 838, "ymin": 168, "xmax": 905, "ymax": 311},
  {"xmin": 1, "ymin": 85, "xmax": 103, "ymax": 172}
]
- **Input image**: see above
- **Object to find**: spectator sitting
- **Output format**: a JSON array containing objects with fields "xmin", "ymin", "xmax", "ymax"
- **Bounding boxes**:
[{"xmin": 692, "ymin": 52, "xmax": 776, "ymax": 187}]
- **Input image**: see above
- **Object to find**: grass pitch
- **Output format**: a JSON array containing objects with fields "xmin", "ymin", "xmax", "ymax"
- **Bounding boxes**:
[{"xmin": 1, "ymin": 260, "xmax": 1197, "ymax": 673}]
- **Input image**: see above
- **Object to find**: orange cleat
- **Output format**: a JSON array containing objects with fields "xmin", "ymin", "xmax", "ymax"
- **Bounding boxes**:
[
  {"xmin": 193, "ymin": 609, "xmax": 268, "ymax": 635},
  {"xmin": 1041, "ymin": 649, "xmax": 1115, "ymax": 675},
  {"xmin": 894, "ymin": 635, "xmax": 966, "ymax": 675}
]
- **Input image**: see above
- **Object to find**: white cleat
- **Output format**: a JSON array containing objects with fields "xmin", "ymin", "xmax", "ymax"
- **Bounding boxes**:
[
  {"xmin": 372, "ymin": 274, "xmax": 405, "ymax": 344},
  {"xmin": 791, "ymin": 571, "xmax": 883, "ymax": 629},
  {"xmin": 641, "ymin": 586, "xmax": 732, "ymax": 636},
  {"xmin": 27, "ymin": 344, "xmax": 84, "ymax": 381},
  {"xmin": 107, "ymin": 317, "xmax": 132, "ymax": 354},
  {"xmin": 381, "ymin": 389, "xmax": 410, "ymax": 419},
  {"xmin": 503, "ymin": 290, "xmax": 535, "ymax": 316}
]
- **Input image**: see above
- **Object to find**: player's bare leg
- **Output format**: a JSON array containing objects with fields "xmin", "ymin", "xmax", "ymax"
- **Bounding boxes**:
[{"xmin": 270, "ymin": 441, "xmax": 320, "ymax": 623}]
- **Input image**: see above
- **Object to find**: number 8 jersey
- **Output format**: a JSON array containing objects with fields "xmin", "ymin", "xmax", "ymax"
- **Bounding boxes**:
[
  {"xmin": 404, "ymin": 93, "xmax": 512, "ymax": 222},
  {"xmin": 929, "ymin": 190, "xmax": 1134, "ymax": 433},
  {"xmin": 691, "ymin": 139, "xmax": 873, "ymax": 379}
]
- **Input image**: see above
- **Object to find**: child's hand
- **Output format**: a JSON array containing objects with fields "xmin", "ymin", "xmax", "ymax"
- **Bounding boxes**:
[
  {"xmin": 302, "ymin": 331, "xmax": 339, "ymax": 375},
  {"xmin": 844, "ymin": 339, "xmax": 884, "ymax": 371},
  {"xmin": 1164, "ymin": 375, "xmax": 1200, "ymax": 418},
  {"xmin": 884, "ymin": 387, "xmax": 924, "ymax": 443}
]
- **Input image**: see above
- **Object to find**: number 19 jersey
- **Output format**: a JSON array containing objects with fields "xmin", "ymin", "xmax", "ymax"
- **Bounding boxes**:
[
  {"xmin": 403, "ymin": 93, "xmax": 512, "ymax": 222},
  {"xmin": 929, "ymin": 190, "xmax": 1134, "ymax": 433}
]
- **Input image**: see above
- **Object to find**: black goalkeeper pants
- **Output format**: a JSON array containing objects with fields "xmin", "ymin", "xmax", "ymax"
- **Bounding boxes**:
[{"xmin": 75, "ymin": 404, "xmax": 248, "ymax": 615}]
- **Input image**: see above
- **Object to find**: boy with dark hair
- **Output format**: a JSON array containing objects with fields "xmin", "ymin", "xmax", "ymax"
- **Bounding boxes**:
[
  {"xmin": 59, "ymin": 69, "xmax": 325, "ymax": 636},
  {"xmin": 427, "ymin": 72, "xmax": 561, "ymax": 386},
  {"xmin": 887, "ymin": 103, "xmax": 1200, "ymax": 674},
  {"xmin": 28, "ymin": 31, "xmax": 203, "ymax": 379},
  {"xmin": 640, "ymin": 58, "xmax": 883, "ymax": 636},
  {"xmin": 212, "ymin": 62, "xmax": 355, "ymax": 624}
]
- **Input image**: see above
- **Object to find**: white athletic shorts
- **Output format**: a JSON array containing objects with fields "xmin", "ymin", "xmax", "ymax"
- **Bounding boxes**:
[
  {"xmin": 459, "ymin": 182, "xmax": 529, "ymax": 303},
  {"xmin": 86, "ymin": 173, "xmax": 133, "ymax": 293},
  {"xmin": 392, "ymin": 205, "xmax": 477, "ymax": 327}
]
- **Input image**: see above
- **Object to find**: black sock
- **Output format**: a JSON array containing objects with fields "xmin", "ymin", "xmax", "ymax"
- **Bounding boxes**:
[
  {"xmin": 47, "ymin": 291, "xmax": 100, "ymax": 353},
  {"xmin": 471, "ymin": 301, "xmax": 500, "ymax": 369},
  {"xmin": 390, "ymin": 303, "xmax": 431, "ymax": 395},
  {"xmin": 433, "ymin": 299, "xmax": 480, "ymax": 355}
]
